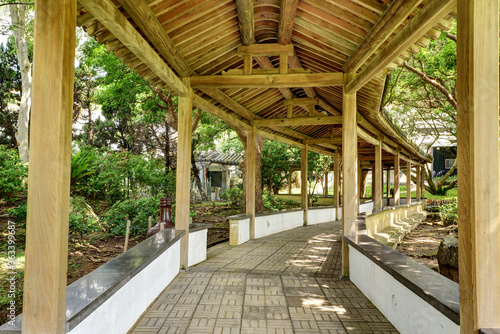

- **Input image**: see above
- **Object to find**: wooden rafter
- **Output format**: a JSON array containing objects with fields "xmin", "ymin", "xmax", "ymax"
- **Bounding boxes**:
[
  {"xmin": 200, "ymin": 89, "xmax": 255, "ymax": 120},
  {"xmin": 345, "ymin": 0, "xmax": 456, "ymax": 94},
  {"xmin": 278, "ymin": 0, "xmax": 299, "ymax": 44},
  {"xmin": 117, "ymin": 0, "xmax": 192, "ymax": 76},
  {"xmin": 79, "ymin": 0, "xmax": 188, "ymax": 96},
  {"xmin": 237, "ymin": 44, "xmax": 295, "ymax": 56},
  {"xmin": 343, "ymin": 0, "xmax": 424, "ymax": 73},
  {"xmin": 283, "ymin": 98, "xmax": 318, "ymax": 106},
  {"xmin": 255, "ymin": 115, "xmax": 343, "ymax": 127},
  {"xmin": 190, "ymin": 72, "xmax": 344, "ymax": 89}
]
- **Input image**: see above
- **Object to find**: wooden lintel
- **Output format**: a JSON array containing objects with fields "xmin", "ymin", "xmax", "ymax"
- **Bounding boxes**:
[
  {"xmin": 255, "ymin": 115, "xmax": 343, "ymax": 127},
  {"xmin": 345, "ymin": 0, "xmax": 456, "ymax": 94},
  {"xmin": 80, "ymin": 0, "xmax": 188, "ymax": 97},
  {"xmin": 191, "ymin": 72, "xmax": 344, "ymax": 89},
  {"xmin": 237, "ymin": 43, "xmax": 295, "ymax": 56},
  {"xmin": 283, "ymin": 98, "xmax": 319, "ymax": 106},
  {"xmin": 222, "ymin": 68, "xmax": 312, "ymax": 75}
]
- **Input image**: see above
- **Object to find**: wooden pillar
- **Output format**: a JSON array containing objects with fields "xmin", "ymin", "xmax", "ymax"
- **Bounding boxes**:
[
  {"xmin": 324, "ymin": 170, "xmax": 329, "ymax": 197},
  {"xmin": 457, "ymin": 0, "xmax": 500, "ymax": 331},
  {"xmin": 406, "ymin": 161, "xmax": 412, "ymax": 204},
  {"xmin": 373, "ymin": 142, "xmax": 382, "ymax": 210},
  {"xmin": 386, "ymin": 166, "xmax": 391, "ymax": 206},
  {"xmin": 415, "ymin": 165, "xmax": 421, "ymax": 202},
  {"xmin": 394, "ymin": 152, "xmax": 400, "ymax": 206},
  {"xmin": 22, "ymin": 2, "xmax": 76, "ymax": 332},
  {"xmin": 288, "ymin": 174, "xmax": 292, "ymax": 194},
  {"xmin": 342, "ymin": 79, "xmax": 357, "ymax": 277},
  {"xmin": 175, "ymin": 78, "xmax": 193, "ymax": 269},
  {"xmin": 358, "ymin": 164, "xmax": 363, "ymax": 207},
  {"xmin": 420, "ymin": 166, "xmax": 425, "ymax": 199},
  {"xmin": 334, "ymin": 153, "xmax": 340, "ymax": 220},
  {"xmin": 246, "ymin": 126, "xmax": 256, "ymax": 238},
  {"xmin": 301, "ymin": 145, "xmax": 308, "ymax": 225}
]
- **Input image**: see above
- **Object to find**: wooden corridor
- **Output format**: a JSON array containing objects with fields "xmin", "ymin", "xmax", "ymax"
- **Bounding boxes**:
[{"xmin": 129, "ymin": 222, "xmax": 398, "ymax": 333}]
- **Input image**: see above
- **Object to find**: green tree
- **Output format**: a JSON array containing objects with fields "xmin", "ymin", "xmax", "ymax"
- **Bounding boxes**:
[
  {"xmin": 262, "ymin": 141, "xmax": 295, "ymax": 194},
  {"xmin": 384, "ymin": 24, "xmax": 458, "ymax": 195},
  {"xmin": 0, "ymin": 39, "xmax": 21, "ymax": 148}
]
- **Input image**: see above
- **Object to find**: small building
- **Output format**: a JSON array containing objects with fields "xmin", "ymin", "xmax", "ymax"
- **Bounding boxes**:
[
  {"xmin": 431, "ymin": 146, "xmax": 457, "ymax": 178},
  {"xmin": 195, "ymin": 151, "xmax": 243, "ymax": 198}
]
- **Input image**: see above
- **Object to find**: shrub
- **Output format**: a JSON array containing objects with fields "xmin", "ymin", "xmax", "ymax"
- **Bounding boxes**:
[
  {"xmin": 69, "ymin": 196, "xmax": 101, "ymax": 241},
  {"xmin": 440, "ymin": 202, "xmax": 458, "ymax": 225},
  {"xmin": 221, "ymin": 187, "xmax": 243, "ymax": 210},
  {"xmin": 0, "ymin": 146, "xmax": 28, "ymax": 202},
  {"xmin": 103, "ymin": 196, "xmax": 160, "ymax": 235},
  {"xmin": 5, "ymin": 204, "xmax": 27, "ymax": 228},
  {"xmin": 263, "ymin": 192, "xmax": 300, "ymax": 211}
]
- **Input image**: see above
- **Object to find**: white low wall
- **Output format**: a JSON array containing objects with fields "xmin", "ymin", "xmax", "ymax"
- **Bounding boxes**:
[
  {"xmin": 359, "ymin": 201, "xmax": 374, "ymax": 214},
  {"xmin": 254, "ymin": 210, "xmax": 303, "ymax": 238},
  {"xmin": 70, "ymin": 239, "xmax": 181, "ymax": 334},
  {"xmin": 349, "ymin": 245, "xmax": 459, "ymax": 334},
  {"xmin": 189, "ymin": 228, "xmax": 207, "ymax": 267},
  {"xmin": 307, "ymin": 207, "xmax": 336, "ymax": 225},
  {"xmin": 229, "ymin": 215, "xmax": 251, "ymax": 245}
]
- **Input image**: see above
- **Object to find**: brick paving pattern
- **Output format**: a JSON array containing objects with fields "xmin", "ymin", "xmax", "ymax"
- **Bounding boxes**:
[{"xmin": 129, "ymin": 221, "xmax": 399, "ymax": 333}]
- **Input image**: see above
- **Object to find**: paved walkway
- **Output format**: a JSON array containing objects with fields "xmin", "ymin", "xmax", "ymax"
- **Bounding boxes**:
[{"xmin": 129, "ymin": 221, "xmax": 398, "ymax": 334}]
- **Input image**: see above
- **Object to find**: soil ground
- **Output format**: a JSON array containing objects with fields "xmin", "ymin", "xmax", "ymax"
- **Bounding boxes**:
[{"xmin": 396, "ymin": 212, "xmax": 458, "ymax": 272}]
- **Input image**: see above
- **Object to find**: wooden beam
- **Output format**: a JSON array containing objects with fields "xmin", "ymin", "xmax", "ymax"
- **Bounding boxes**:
[
  {"xmin": 80, "ymin": 0, "xmax": 188, "ymax": 96},
  {"xmin": 343, "ymin": 0, "xmax": 424, "ymax": 73},
  {"xmin": 247, "ymin": 126, "xmax": 256, "ymax": 237},
  {"xmin": 193, "ymin": 94, "xmax": 252, "ymax": 131},
  {"xmin": 357, "ymin": 126, "xmax": 380, "ymax": 146},
  {"xmin": 236, "ymin": 0, "xmax": 254, "ymax": 45},
  {"xmin": 457, "ymin": 0, "xmax": 500, "ymax": 329},
  {"xmin": 117, "ymin": 0, "xmax": 192, "ymax": 76},
  {"xmin": 301, "ymin": 145, "xmax": 308, "ymax": 225},
  {"xmin": 342, "ymin": 74, "xmax": 357, "ymax": 278},
  {"xmin": 307, "ymin": 137, "xmax": 343, "ymax": 144},
  {"xmin": 23, "ymin": 0, "xmax": 76, "ymax": 331},
  {"xmin": 200, "ymin": 89, "xmax": 255, "ymax": 120},
  {"xmin": 283, "ymin": 98, "xmax": 319, "ymax": 106},
  {"xmin": 255, "ymin": 115, "xmax": 343, "ymax": 127},
  {"xmin": 222, "ymin": 68, "xmax": 312, "ymax": 75},
  {"xmin": 345, "ymin": 0, "xmax": 456, "ymax": 94},
  {"xmin": 278, "ymin": 0, "xmax": 299, "ymax": 44},
  {"xmin": 190, "ymin": 72, "xmax": 344, "ymax": 89},
  {"xmin": 175, "ymin": 78, "xmax": 193, "ymax": 269},
  {"xmin": 238, "ymin": 43, "xmax": 295, "ymax": 56}
]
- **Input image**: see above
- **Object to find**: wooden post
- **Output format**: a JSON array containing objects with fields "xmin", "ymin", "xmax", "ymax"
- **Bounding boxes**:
[
  {"xmin": 26, "ymin": 4, "xmax": 72, "ymax": 324},
  {"xmin": 415, "ymin": 165, "xmax": 421, "ymax": 202},
  {"xmin": 124, "ymin": 220, "xmax": 131, "ymax": 252},
  {"xmin": 394, "ymin": 152, "xmax": 400, "ymax": 206},
  {"xmin": 342, "ymin": 76, "xmax": 357, "ymax": 277},
  {"xmin": 175, "ymin": 77, "xmax": 192, "ymax": 269},
  {"xmin": 373, "ymin": 141, "xmax": 382, "ymax": 210},
  {"xmin": 386, "ymin": 167, "xmax": 391, "ymax": 206},
  {"xmin": 457, "ymin": 0, "xmax": 500, "ymax": 331},
  {"xmin": 334, "ymin": 153, "xmax": 340, "ymax": 220},
  {"xmin": 406, "ymin": 161, "xmax": 412, "ymax": 204},
  {"xmin": 358, "ymin": 164, "xmax": 363, "ymax": 208},
  {"xmin": 246, "ymin": 126, "xmax": 256, "ymax": 238},
  {"xmin": 301, "ymin": 145, "xmax": 308, "ymax": 225},
  {"xmin": 148, "ymin": 216, "xmax": 152, "ymax": 230},
  {"xmin": 288, "ymin": 174, "xmax": 292, "ymax": 194},
  {"xmin": 22, "ymin": 2, "xmax": 76, "ymax": 332},
  {"xmin": 421, "ymin": 166, "xmax": 425, "ymax": 199},
  {"xmin": 324, "ymin": 170, "xmax": 329, "ymax": 197}
]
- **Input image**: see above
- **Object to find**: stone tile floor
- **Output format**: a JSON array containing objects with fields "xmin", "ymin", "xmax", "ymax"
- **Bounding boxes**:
[{"xmin": 129, "ymin": 221, "xmax": 399, "ymax": 333}]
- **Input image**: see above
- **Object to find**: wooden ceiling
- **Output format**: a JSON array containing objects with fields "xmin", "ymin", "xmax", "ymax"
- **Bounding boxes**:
[{"xmin": 76, "ymin": 0, "xmax": 456, "ymax": 164}]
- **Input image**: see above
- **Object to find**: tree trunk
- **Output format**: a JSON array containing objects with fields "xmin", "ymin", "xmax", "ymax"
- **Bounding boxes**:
[
  {"xmin": 235, "ymin": 128, "xmax": 264, "ymax": 213},
  {"xmin": 10, "ymin": 5, "xmax": 32, "ymax": 163},
  {"xmin": 191, "ymin": 150, "xmax": 208, "ymax": 201}
]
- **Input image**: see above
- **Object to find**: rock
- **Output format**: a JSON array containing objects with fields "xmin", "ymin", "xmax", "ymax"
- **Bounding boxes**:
[{"xmin": 437, "ymin": 236, "xmax": 459, "ymax": 283}]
